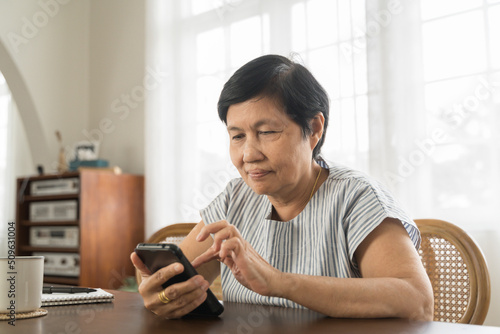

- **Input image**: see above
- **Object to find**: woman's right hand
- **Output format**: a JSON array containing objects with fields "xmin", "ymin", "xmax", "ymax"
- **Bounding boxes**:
[{"xmin": 130, "ymin": 252, "xmax": 211, "ymax": 319}]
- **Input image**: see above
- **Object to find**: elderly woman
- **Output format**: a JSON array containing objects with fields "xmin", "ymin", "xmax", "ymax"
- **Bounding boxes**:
[{"xmin": 131, "ymin": 54, "xmax": 434, "ymax": 320}]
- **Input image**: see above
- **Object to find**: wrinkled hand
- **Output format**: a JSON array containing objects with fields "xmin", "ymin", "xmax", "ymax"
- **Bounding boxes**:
[
  {"xmin": 191, "ymin": 220, "xmax": 282, "ymax": 297},
  {"xmin": 130, "ymin": 252, "xmax": 210, "ymax": 319}
]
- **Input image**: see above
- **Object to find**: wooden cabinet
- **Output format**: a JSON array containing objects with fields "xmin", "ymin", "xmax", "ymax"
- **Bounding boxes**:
[{"xmin": 15, "ymin": 170, "xmax": 144, "ymax": 289}]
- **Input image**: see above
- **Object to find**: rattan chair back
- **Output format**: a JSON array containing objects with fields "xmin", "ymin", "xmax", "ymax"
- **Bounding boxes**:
[{"xmin": 415, "ymin": 219, "xmax": 490, "ymax": 324}]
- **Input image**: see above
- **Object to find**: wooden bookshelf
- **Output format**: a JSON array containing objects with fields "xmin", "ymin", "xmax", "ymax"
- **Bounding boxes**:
[{"xmin": 15, "ymin": 169, "xmax": 144, "ymax": 289}]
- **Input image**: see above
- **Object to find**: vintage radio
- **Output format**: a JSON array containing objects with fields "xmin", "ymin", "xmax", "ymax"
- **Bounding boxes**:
[
  {"xmin": 29, "ymin": 200, "xmax": 78, "ymax": 222},
  {"xmin": 30, "ymin": 226, "xmax": 79, "ymax": 248},
  {"xmin": 33, "ymin": 252, "xmax": 80, "ymax": 277},
  {"xmin": 30, "ymin": 177, "xmax": 79, "ymax": 196}
]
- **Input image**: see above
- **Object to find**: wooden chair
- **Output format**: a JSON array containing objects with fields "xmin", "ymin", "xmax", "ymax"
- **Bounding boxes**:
[
  {"xmin": 415, "ymin": 219, "xmax": 491, "ymax": 324},
  {"xmin": 135, "ymin": 223, "xmax": 223, "ymax": 300}
]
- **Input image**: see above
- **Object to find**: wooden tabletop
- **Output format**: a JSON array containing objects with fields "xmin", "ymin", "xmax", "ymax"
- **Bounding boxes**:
[{"xmin": 2, "ymin": 290, "xmax": 499, "ymax": 333}]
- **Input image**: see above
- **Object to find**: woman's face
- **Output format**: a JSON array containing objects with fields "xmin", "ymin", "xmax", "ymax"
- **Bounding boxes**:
[{"xmin": 226, "ymin": 96, "xmax": 316, "ymax": 199}]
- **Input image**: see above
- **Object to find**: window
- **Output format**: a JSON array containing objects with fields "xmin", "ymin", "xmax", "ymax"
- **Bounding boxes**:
[
  {"xmin": 419, "ymin": 0, "xmax": 500, "ymax": 228},
  {"xmin": 291, "ymin": 0, "xmax": 369, "ymax": 169},
  {"xmin": 147, "ymin": 0, "xmax": 499, "ymax": 230},
  {"xmin": 165, "ymin": 0, "xmax": 369, "ymax": 221},
  {"xmin": 144, "ymin": 1, "xmax": 499, "ymax": 324}
]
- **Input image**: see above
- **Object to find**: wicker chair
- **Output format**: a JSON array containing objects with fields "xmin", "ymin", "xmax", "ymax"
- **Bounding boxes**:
[
  {"xmin": 135, "ymin": 223, "xmax": 223, "ymax": 300},
  {"xmin": 415, "ymin": 219, "xmax": 490, "ymax": 324}
]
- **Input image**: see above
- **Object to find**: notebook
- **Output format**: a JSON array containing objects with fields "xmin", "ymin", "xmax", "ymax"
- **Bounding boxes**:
[{"xmin": 41, "ymin": 288, "xmax": 114, "ymax": 307}]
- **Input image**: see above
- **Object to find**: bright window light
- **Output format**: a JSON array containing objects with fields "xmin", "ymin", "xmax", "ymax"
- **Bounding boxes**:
[
  {"xmin": 291, "ymin": 3, "xmax": 307, "ymax": 52},
  {"xmin": 229, "ymin": 15, "xmax": 266, "ymax": 69},
  {"xmin": 422, "ymin": 10, "xmax": 486, "ymax": 81},
  {"xmin": 356, "ymin": 95, "xmax": 369, "ymax": 153},
  {"xmin": 339, "ymin": 98, "xmax": 357, "ymax": 152},
  {"xmin": 190, "ymin": 0, "xmax": 216, "ymax": 16},
  {"xmin": 196, "ymin": 75, "xmax": 224, "ymax": 122},
  {"xmin": 196, "ymin": 28, "xmax": 225, "ymax": 75},
  {"xmin": 353, "ymin": 48, "xmax": 367, "ymax": 95},
  {"xmin": 337, "ymin": 0, "xmax": 352, "ymax": 41},
  {"xmin": 350, "ymin": 0, "xmax": 366, "ymax": 33},
  {"xmin": 290, "ymin": 0, "xmax": 368, "ymax": 170},
  {"xmin": 306, "ymin": 0, "xmax": 338, "ymax": 48},
  {"xmin": 419, "ymin": 1, "xmax": 500, "ymax": 223},
  {"xmin": 308, "ymin": 46, "xmax": 340, "ymax": 99},
  {"xmin": 420, "ymin": 0, "xmax": 482, "ymax": 20},
  {"xmin": 489, "ymin": 5, "xmax": 500, "ymax": 69}
]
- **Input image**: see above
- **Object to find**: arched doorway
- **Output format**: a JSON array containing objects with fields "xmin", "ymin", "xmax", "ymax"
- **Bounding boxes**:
[
  {"xmin": 0, "ymin": 38, "xmax": 46, "ymax": 256},
  {"xmin": 0, "ymin": 70, "xmax": 13, "ymax": 256},
  {"xmin": 0, "ymin": 39, "xmax": 49, "ymax": 170}
]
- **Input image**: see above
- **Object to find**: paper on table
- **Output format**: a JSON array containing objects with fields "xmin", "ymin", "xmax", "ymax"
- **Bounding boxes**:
[{"xmin": 41, "ymin": 288, "xmax": 114, "ymax": 307}]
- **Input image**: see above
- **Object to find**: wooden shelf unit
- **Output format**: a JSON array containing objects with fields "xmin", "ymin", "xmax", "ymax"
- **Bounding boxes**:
[
  {"xmin": 21, "ymin": 220, "xmax": 80, "ymax": 227},
  {"xmin": 15, "ymin": 170, "xmax": 144, "ymax": 289}
]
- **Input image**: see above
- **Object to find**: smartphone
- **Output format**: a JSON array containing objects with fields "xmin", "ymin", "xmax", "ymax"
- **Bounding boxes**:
[{"xmin": 134, "ymin": 243, "xmax": 224, "ymax": 317}]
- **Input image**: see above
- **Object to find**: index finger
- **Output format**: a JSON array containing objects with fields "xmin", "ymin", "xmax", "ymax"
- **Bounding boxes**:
[
  {"xmin": 191, "ymin": 247, "xmax": 220, "ymax": 269},
  {"xmin": 195, "ymin": 220, "xmax": 230, "ymax": 242}
]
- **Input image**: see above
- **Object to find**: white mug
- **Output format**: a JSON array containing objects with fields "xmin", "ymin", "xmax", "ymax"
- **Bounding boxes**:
[{"xmin": 0, "ymin": 256, "xmax": 44, "ymax": 313}]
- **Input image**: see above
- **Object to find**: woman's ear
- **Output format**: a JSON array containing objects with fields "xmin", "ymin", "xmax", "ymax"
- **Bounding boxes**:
[{"xmin": 310, "ymin": 112, "xmax": 325, "ymax": 150}]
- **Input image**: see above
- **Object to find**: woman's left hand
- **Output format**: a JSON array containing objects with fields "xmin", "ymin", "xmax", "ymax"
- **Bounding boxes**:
[{"xmin": 191, "ymin": 220, "xmax": 282, "ymax": 297}]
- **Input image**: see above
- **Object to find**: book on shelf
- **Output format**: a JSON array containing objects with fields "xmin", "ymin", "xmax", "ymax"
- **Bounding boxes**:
[{"xmin": 41, "ymin": 288, "xmax": 114, "ymax": 307}]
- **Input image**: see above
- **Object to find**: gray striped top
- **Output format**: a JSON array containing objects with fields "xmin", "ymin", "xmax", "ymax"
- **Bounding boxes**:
[{"xmin": 200, "ymin": 161, "xmax": 419, "ymax": 308}]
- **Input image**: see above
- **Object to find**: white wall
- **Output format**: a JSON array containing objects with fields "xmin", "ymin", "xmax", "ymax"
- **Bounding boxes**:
[
  {"xmin": 0, "ymin": 0, "xmax": 89, "ymax": 173},
  {"xmin": 0, "ymin": 0, "xmax": 146, "ymax": 264},
  {"xmin": 0, "ymin": 0, "xmax": 146, "ymax": 175},
  {"xmin": 88, "ymin": 0, "xmax": 145, "ymax": 174}
]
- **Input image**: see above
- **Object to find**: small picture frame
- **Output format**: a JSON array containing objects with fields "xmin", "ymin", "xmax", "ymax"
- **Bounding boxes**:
[{"xmin": 73, "ymin": 141, "xmax": 100, "ymax": 161}]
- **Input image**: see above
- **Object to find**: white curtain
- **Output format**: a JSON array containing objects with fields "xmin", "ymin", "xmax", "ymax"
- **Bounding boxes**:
[
  {"xmin": 145, "ymin": 0, "xmax": 500, "ymax": 324},
  {"xmin": 367, "ymin": 0, "xmax": 500, "ymax": 325},
  {"xmin": 145, "ymin": 0, "xmax": 500, "ymax": 232},
  {"xmin": 145, "ymin": 0, "xmax": 370, "ymax": 237},
  {"xmin": 367, "ymin": 0, "xmax": 500, "ymax": 233}
]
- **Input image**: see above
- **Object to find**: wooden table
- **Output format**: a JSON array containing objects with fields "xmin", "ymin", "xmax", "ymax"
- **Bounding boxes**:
[{"xmin": 2, "ymin": 290, "xmax": 500, "ymax": 333}]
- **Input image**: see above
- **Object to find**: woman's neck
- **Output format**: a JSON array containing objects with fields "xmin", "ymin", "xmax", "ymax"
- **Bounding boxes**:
[{"xmin": 268, "ymin": 165, "xmax": 327, "ymax": 222}]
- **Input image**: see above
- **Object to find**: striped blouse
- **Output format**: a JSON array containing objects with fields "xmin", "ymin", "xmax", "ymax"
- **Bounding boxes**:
[{"xmin": 200, "ymin": 160, "xmax": 420, "ymax": 308}]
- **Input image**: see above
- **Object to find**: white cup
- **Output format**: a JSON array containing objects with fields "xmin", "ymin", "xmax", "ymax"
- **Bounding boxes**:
[{"xmin": 0, "ymin": 256, "xmax": 44, "ymax": 313}]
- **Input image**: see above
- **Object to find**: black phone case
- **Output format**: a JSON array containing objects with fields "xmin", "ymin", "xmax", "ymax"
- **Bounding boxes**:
[{"xmin": 134, "ymin": 243, "xmax": 224, "ymax": 317}]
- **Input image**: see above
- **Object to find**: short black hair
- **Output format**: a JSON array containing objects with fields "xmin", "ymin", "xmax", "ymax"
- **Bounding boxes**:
[{"xmin": 217, "ymin": 54, "xmax": 329, "ymax": 159}]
